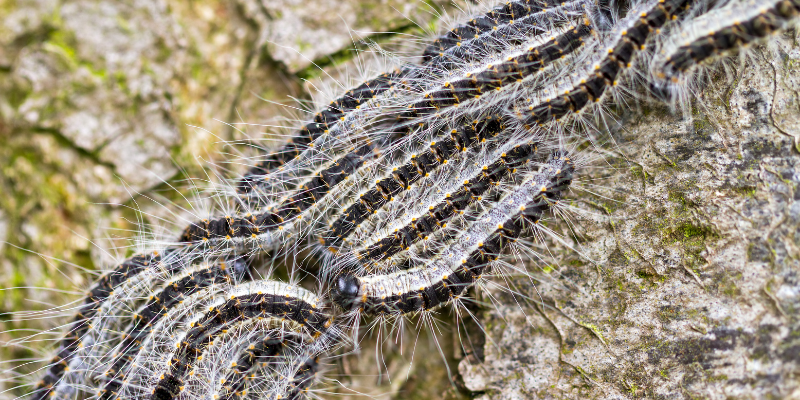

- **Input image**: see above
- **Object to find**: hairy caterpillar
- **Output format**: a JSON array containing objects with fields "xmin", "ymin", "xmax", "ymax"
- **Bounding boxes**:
[
  {"xmin": 331, "ymin": 150, "xmax": 574, "ymax": 315},
  {"xmin": 176, "ymin": 12, "xmax": 593, "ymax": 259},
  {"xmin": 237, "ymin": 69, "xmax": 403, "ymax": 194},
  {"xmin": 179, "ymin": 143, "xmax": 374, "ymax": 245},
  {"xmin": 30, "ymin": 252, "xmax": 165, "ymax": 400},
  {"xmin": 318, "ymin": 19, "xmax": 596, "ymax": 262},
  {"xmin": 322, "ymin": 115, "xmax": 517, "ymax": 253},
  {"xmin": 234, "ymin": 0, "xmax": 588, "ymax": 199},
  {"xmin": 649, "ymin": 0, "xmax": 800, "ymax": 105},
  {"xmin": 182, "ymin": 4, "xmax": 592, "ymax": 255},
  {"xmin": 350, "ymin": 142, "xmax": 539, "ymax": 270},
  {"xmin": 96, "ymin": 259, "xmax": 252, "ymax": 400},
  {"xmin": 422, "ymin": 0, "xmax": 566, "ymax": 61},
  {"xmin": 221, "ymin": 1, "xmax": 590, "ymax": 234},
  {"xmin": 148, "ymin": 288, "xmax": 329, "ymax": 400},
  {"xmin": 7, "ymin": 0, "xmax": 800, "ymax": 399},
  {"xmin": 120, "ymin": 281, "xmax": 334, "ymax": 400},
  {"xmin": 516, "ymin": 0, "xmax": 693, "ymax": 129},
  {"xmin": 213, "ymin": 334, "xmax": 310, "ymax": 400}
]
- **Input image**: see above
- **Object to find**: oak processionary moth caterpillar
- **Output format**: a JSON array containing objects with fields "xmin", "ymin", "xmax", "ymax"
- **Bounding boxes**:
[
  {"xmin": 332, "ymin": 151, "xmax": 574, "ymax": 316},
  {"xmin": 18, "ymin": 0, "xmax": 800, "ymax": 399}
]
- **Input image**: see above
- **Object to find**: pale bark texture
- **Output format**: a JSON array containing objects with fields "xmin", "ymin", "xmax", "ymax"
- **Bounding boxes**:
[{"xmin": 0, "ymin": 0, "xmax": 798, "ymax": 399}]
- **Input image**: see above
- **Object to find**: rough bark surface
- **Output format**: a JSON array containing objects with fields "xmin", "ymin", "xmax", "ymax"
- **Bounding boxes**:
[{"xmin": 0, "ymin": 1, "xmax": 798, "ymax": 399}]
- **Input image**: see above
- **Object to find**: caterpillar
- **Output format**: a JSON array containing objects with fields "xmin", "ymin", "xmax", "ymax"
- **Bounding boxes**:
[
  {"xmin": 36, "ymin": 252, "xmax": 270, "ymax": 400},
  {"xmin": 322, "ymin": 115, "xmax": 514, "ymax": 252},
  {"xmin": 319, "ymin": 19, "xmax": 596, "ymax": 256},
  {"xmin": 331, "ymin": 149, "xmax": 574, "ymax": 316},
  {"xmin": 422, "ymin": 0, "xmax": 565, "ymax": 61},
  {"xmin": 236, "ymin": 69, "xmax": 403, "ymax": 194},
  {"xmin": 346, "ymin": 141, "xmax": 540, "ymax": 273},
  {"xmin": 517, "ymin": 0, "xmax": 694, "ymax": 129},
  {"xmin": 30, "ymin": 252, "xmax": 166, "ymax": 400},
  {"xmin": 183, "ymin": 5, "xmax": 593, "ymax": 253},
  {"xmin": 649, "ymin": 0, "xmax": 800, "ymax": 104},
  {"xmin": 236, "ymin": 0, "xmax": 585, "ymax": 172},
  {"xmin": 156, "ymin": 326, "xmax": 320, "ymax": 400},
  {"xmin": 213, "ymin": 333, "xmax": 297, "ymax": 400},
  {"xmin": 229, "ymin": 0, "xmax": 590, "ymax": 208},
  {"xmin": 120, "ymin": 281, "xmax": 333, "ymax": 400},
  {"xmin": 176, "ymin": 17, "xmax": 592, "ymax": 251},
  {"xmin": 179, "ymin": 143, "xmax": 375, "ymax": 245},
  {"xmin": 96, "ymin": 259, "xmax": 253, "ymax": 400}
]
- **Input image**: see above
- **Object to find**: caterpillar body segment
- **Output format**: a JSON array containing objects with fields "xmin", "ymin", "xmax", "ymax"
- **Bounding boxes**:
[
  {"xmin": 104, "ymin": 280, "xmax": 329, "ymax": 400},
  {"xmin": 237, "ymin": 68, "xmax": 406, "ymax": 195},
  {"xmin": 148, "ymin": 285, "xmax": 331, "ymax": 400},
  {"xmin": 322, "ymin": 114, "xmax": 511, "ymax": 252},
  {"xmin": 351, "ymin": 142, "xmax": 540, "ymax": 272},
  {"xmin": 319, "ymin": 119, "xmax": 550, "ymax": 282},
  {"xmin": 96, "ymin": 259, "xmax": 252, "ymax": 400},
  {"xmin": 320, "ymin": 19, "xmax": 596, "ymax": 256},
  {"xmin": 241, "ymin": 0, "xmax": 571, "ymax": 194},
  {"xmin": 42, "ymin": 253, "xmax": 236, "ymax": 400},
  {"xmin": 423, "ymin": 0, "xmax": 560, "ymax": 61},
  {"xmin": 212, "ymin": 333, "xmax": 289, "ymax": 400},
  {"xmin": 417, "ymin": 20, "xmax": 596, "ymax": 115},
  {"xmin": 238, "ymin": 0, "xmax": 587, "ymax": 190},
  {"xmin": 649, "ymin": 0, "xmax": 800, "ymax": 102},
  {"xmin": 233, "ymin": 1, "xmax": 592, "ymax": 206},
  {"xmin": 34, "ymin": 237, "xmax": 294, "ymax": 400},
  {"xmin": 179, "ymin": 9, "xmax": 592, "ymax": 279},
  {"xmin": 321, "ymin": 18, "xmax": 594, "ymax": 251},
  {"xmin": 51, "ymin": 251, "xmax": 292, "ymax": 400},
  {"xmin": 523, "ymin": 0, "xmax": 689, "ymax": 126},
  {"xmin": 426, "ymin": 1, "xmax": 593, "ymax": 77},
  {"xmin": 423, "ymin": 0, "xmax": 588, "ymax": 65},
  {"xmin": 321, "ymin": 125, "xmax": 551, "ymax": 281},
  {"xmin": 506, "ymin": 0, "xmax": 692, "ymax": 136},
  {"xmin": 111, "ymin": 280, "xmax": 253, "ymax": 400},
  {"xmin": 157, "ymin": 328, "xmax": 322, "ymax": 400},
  {"xmin": 332, "ymin": 150, "xmax": 574, "ymax": 316},
  {"xmin": 284, "ymin": 356, "xmax": 319, "ymax": 400},
  {"xmin": 30, "ymin": 252, "xmax": 167, "ymax": 400},
  {"xmin": 661, "ymin": 0, "xmax": 800, "ymax": 78},
  {"xmin": 383, "ymin": 17, "xmax": 597, "ymax": 147},
  {"xmin": 181, "ymin": 17, "xmax": 595, "ymax": 251},
  {"xmin": 180, "ymin": 142, "xmax": 376, "ymax": 244},
  {"xmin": 225, "ymin": 353, "xmax": 320, "ymax": 400}
]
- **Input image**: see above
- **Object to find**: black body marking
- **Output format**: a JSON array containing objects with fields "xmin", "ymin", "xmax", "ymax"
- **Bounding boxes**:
[
  {"xmin": 236, "ymin": 1, "xmax": 588, "ymax": 200},
  {"xmin": 323, "ymin": 22, "xmax": 592, "ymax": 251},
  {"xmin": 237, "ymin": 69, "xmax": 405, "ymax": 194},
  {"xmin": 180, "ymin": 143, "xmax": 375, "ymax": 243},
  {"xmin": 323, "ymin": 115, "xmax": 508, "ymax": 251},
  {"xmin": 423, "ymin": 0, "xmax": 564, "ymax": 61}
]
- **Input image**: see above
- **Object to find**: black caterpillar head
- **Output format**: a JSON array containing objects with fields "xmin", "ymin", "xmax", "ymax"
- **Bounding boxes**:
[{"xmin": 332, "ymin": 274, "xmax": 361, "ymax": 311}]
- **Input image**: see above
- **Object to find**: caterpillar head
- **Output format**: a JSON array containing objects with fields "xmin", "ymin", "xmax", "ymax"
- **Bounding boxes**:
[{"xmin": 332, "ymin": 274, "xmax": 361, "ymax": 311}]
